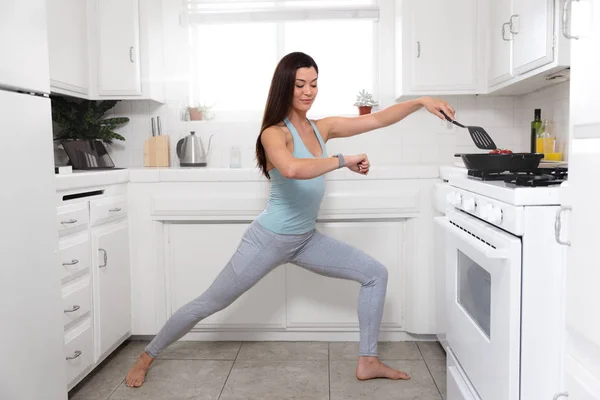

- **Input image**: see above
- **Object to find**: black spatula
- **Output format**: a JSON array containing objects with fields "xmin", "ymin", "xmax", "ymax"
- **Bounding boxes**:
[{"xmin": 441, "ymin": 110, "xmax": 497, "ymax": 150}]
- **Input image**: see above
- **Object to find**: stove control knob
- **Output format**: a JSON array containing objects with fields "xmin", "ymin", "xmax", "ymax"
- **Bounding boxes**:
[
  {"xmin": 463, "ymin": 197, "xmax": 476, "ymax": 212},
  {"xmin": 448, "ymin": 192, "xmax": 462, "ymax": 206},
  {"xmin": 480, "ymin": 203, "xmax": 493, "ymax": 219},
  {"xmin": 488, "ymin": 206, "xmax": 504, "ymax": 224}
]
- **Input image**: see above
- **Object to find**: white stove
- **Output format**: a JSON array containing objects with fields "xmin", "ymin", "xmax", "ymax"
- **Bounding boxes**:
[{"xmin": 436, "ymin": 167, "xmax": 567, "ymax": 400}]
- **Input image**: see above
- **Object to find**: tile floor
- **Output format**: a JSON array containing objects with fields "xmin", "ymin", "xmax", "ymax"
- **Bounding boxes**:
[{"xmin": 69, "ymin": 340, "xmax": 447, "ymax": 400}]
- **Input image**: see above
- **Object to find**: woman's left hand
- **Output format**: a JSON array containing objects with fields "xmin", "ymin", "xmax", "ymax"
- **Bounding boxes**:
[{"xmin": 420, "ymin": 97, "xmax": 455, "ymax": 121}]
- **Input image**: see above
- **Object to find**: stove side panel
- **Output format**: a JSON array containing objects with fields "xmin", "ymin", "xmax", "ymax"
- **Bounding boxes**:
[{"xmin": 521, "ymin": 206, "xmax": 567, "ymax": 399}]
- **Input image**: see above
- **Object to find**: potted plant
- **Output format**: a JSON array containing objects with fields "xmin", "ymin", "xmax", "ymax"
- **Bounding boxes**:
[
  {"xmin": 51, "ymin": 96, "xmax": 129, "ymax": 168},
  {"xmin": 51, "ymin": 97, "xmax": 129, "ymax": 144},
  {"xmin": 353, "ymin": 89, "xmax": 379, "ymax": 115},
  {"xmin": 186, "ymin": 103, "xmax": 215, "ymax": 121}
]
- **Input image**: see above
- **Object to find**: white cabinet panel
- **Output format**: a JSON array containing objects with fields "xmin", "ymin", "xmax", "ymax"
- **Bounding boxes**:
[
  {"xmin": 488, "ymin": 0, "xmax": 514, "ymax": 86},
  {"xmin": 92, "ymin": 221, "xmax": 131, "ymax": 360},
  {"xmin": 64, "ymin": 320, "xmax": 93, "ymax": 387},
  {"xmin": 512, "ymin": 0, "xmax": 554, "ymax": 75},
  {"xmin": 47, "ymin": 0, "xmax": 89, "ymax": 95},
  {"xmin": 396, "ymin": 0, "xmax": 479, "ymax": 96},
  {"xmin": 97, "ymin": 0, "xmax": 141, "ymax": 95},
  {"xmin": 168, "ymin": 223, "xmax": 286, "ymax": 328},
  {"xmin": 286, "ymin": 221, "xmax": 404, "ymax": 328}
]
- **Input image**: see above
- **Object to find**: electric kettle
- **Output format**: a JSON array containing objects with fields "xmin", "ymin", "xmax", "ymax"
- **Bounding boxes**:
[{"xmin": 176, "ymin": 131, "xmax": 214, "ymax": 167}]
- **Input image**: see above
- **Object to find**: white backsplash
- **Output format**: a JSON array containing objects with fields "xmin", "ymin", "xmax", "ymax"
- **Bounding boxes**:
[{"xmin": 95, "ymin": 81, "xmax": 569, "ymax": 169}]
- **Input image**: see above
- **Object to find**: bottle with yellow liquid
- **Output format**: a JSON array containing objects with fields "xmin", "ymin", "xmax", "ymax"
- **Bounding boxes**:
[{"xmin": 536, "ymin": 120, "xmax": 556, "ymax": 158}]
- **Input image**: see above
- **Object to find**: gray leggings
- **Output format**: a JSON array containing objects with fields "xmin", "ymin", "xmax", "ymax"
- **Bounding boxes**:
[{"xmin": 145, "ymin": 220, "xmax": 389, "ymax": 358}]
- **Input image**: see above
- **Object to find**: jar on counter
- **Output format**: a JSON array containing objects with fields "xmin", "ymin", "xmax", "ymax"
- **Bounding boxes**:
[{"xmin": 230, "ymin": 146, "xmax": 241, "ymax": 168}]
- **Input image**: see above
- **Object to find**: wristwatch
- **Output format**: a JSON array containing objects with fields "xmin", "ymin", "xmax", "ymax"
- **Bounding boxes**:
[{"xmin": 333, "ymin": 153, "xmax": 344, "ymax": 169}]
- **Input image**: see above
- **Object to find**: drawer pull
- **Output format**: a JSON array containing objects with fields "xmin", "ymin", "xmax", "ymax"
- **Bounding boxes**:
[
  {"xmin": 62, "ymin": 259, "xmax": 79, "ymax": 266},
  {"xmin": 99, "ymin": 248, "xmax": 107, "ymax": 268},
  {"xmin": 66, "ymin": 350, "xmax": 82, "ymax": 360},
  {"xmin": 61, "ymin": 219, "xmax": 78, "ymax": 225},
  {"xmin": 64, "ymin": 305, "xmax": 81, "ymax": 313},
  {"xmin": 109, "ymin": 207, "xmax": 122, "ymax": 212}
]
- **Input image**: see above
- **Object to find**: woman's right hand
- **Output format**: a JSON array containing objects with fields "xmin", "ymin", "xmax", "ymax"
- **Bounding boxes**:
[{"xmin": 344, "ymin": 154, "xmax": 370, "ymax": 175}]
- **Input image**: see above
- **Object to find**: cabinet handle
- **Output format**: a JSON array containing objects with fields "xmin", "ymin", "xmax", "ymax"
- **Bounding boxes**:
[
  {"xmin": 554, "ymin": 206, "xmax": 572, "ymax": 246},
  {"xmin": 416, "ymin": 41, "xmax": 421, "ymax": 58},
  {"xmin": 61, "ymin": 218, "xmax": 78, "ymax": 225},
  {"xmin": 64, "ymin": 305, "xmax": 81, "ymax": 313},
  {"xmin": 109, "ymin": 207, "xmax": 122, "ymax": 212},
  {"xmin": 62, "ymin": 259, "xmax": 79, "ymax": 266},
  {"xmin": 66, "ymin": 350, "xmax": 82, "ymax": 360},
  {"xmin": 99, "ymin": 248, "xmax": 108, "ymax": 268},
  {"xmin": 502, "ymin": 22, "xmax": 513, "ymax": 41},
  {"xmin": 562, "ymin": 0, "xmax": 579, "ymax": 39},
  {"xmin": 509, "ymin": 14, "xmax": 520, "ymax": 34},
  {"xmin": 130, "ymin": 46, "xmax": 135, "ymax": 62},
  {"xmin": 553, "ymin": 392, "xmax": 569, "ymax": 400}
]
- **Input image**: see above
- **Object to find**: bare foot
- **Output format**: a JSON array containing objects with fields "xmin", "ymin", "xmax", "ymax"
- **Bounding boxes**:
[
  {"xmin": 356, "ymin": 356, "xmax": 411, "ymax": 380},
  {"xmin": 125, "ymin": 352, "xmax": 154, "ymax": 388}
]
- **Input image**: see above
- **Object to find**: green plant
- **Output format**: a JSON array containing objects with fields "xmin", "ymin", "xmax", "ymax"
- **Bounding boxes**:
[
  {"xmin": 51, "ymin": 96, "xmax": 130, "ymax": 144},
  {"xmin": 353, "ymin": 89, "xmax": 378, "ymax": 107}
]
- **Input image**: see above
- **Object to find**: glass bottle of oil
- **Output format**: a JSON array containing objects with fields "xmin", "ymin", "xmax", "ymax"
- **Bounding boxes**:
[{"xmin": 531, "ymin": 109, "xmax": 542, "ymax": 153}]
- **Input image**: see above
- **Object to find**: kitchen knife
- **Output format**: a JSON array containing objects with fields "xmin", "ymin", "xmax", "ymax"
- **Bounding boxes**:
[
  {"xmin": 151, "ymin": 117, "xmax": 156, "ymax": 137},
  {"xmin": 157, "ymin": 116, "xmax": 162, "ymax": 136}
]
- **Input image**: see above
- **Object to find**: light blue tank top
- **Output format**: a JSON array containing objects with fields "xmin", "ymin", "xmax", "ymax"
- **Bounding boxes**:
[{"xmin": 255, "ymin": 117, "xmax": 327, "ymax": 234}]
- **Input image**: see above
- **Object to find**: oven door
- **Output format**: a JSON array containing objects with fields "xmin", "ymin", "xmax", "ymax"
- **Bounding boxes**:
[{"xmin": 436, "ymin": 210, "xmax": 522, "ymax": 400}]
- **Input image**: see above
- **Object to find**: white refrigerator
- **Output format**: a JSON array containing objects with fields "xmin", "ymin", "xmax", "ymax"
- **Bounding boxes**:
[{"xmin": 0, "ymin": 1, "xmax": 68, "ymax": 399}]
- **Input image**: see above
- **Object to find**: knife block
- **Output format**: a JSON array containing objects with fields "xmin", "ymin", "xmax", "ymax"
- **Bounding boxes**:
[{"xmin": 144, "ymin": 135, "xmax": 171, "ymax": 167}]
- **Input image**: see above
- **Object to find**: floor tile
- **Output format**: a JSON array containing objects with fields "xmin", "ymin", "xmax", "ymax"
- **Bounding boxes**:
[
  {"xmin": 417, "ymin": 341, "xmax": 446, "ymax": 360},
  {"xmin": 219, "ymin": 360, "xmax": 328, "ymax": 400},
  {"xmin": 236, "ymin": 341, "xmax": 328, "ymax": 361},
  {"xmin": 108, "ymin": 360, "xmax": 232, "ymax": 400},
  {"xmin": 69, "ymin": 355, "xmax": 132, "ymax": 400},
  {"xmin": 158, "ymin": 341, "xmax": 242, "ymax": 360},
  {"xmin": 111, "ymin": 340, "xmax": 149, "ymax": 360},
  {"xmin": 329, "ymin": 341, "xmax": 422, "ymax": 361},
  {"xmin": 330, "ymin": 360, "xmax": 442, "ymax": 400},
  {"xmin": 425, "ymin": 358, "xmax": 447, "ymax": 400}
]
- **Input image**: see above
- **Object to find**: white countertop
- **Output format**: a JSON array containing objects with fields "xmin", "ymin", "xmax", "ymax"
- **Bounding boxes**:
[
  {"xmin": 54, "ymin": 169, "xmax": 129, "ymax": 191},
  {"xmin": 128, "ymin": 164, "xmax": 441, "ymax": 183},
  {"xmin": 54, "ymin": 164, "xmax": 443, "ymax": 191}
]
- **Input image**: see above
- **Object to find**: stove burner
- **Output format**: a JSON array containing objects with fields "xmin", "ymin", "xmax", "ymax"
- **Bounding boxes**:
[{"xmin": 468, "ymin": 167, "xmax": 568, "ymax": 187}]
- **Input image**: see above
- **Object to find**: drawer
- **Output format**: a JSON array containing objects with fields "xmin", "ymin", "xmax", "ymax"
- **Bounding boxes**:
[
  {"xmin": 64, "ymin": 319, "xmax": 93, "ymax": 386},
  {"xmin": 62, "ymin": 277, "xmax": 91, "ymax": 329},
  {"xmin": 90, "ymin": 195, "xmax": 127, "ymax": 227},
  {"xmin": 58, "ymin": 233, "xmax": 90, "ymax": 282},
  {"xmin": 447, "ymin": 350, "xmax": 480, "ymax": 400},
  {"xmin": 57, "ymin": 202, "xmax": 89, "ymax": 235}
]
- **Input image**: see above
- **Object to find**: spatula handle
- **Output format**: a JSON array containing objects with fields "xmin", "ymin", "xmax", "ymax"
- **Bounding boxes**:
[{"xmin": 440, "ymin": 110, "xmax": 466, "ymax": 128}]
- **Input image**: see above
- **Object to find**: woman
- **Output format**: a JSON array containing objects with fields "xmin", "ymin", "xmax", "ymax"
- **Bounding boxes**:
[{"xmin": 125, "ymin": 52, "xmax": 455, "ymax": 388}]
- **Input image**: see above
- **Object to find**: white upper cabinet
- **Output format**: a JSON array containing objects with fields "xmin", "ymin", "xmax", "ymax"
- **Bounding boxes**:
[
  {"xmin": 488, "ymin": 0, "xmax": 514, "ymax": 86},
  {"xmin": 97, "ymin": 0, "xmax": 141, "ymax": 95},
  {"xmin": 512, "ymin": 0, "xmax": 555, "ymax": 75},
  {"xmin": 47, "ymin": 0, "xmax": 89, "ymax": 95},
  {"xmin": 395, "ymin": 0, "xmax": 481, "ymax": 97},
  {"xmin": 487, "ymin": 0, "xmax": 570, "ymax": 94}
]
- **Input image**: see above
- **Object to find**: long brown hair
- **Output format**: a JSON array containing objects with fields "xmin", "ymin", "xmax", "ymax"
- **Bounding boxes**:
[{"xmin": 255, "ymin": 52, "xmax": 319, "ymax": 178}]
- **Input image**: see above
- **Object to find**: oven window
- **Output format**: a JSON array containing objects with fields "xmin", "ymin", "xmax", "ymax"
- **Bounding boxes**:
[{"xmin": 457, "ymin": 251, "xmax": 491, "ymax": 338}]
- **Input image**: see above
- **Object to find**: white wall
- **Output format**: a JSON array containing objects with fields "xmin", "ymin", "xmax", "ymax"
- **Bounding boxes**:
[{"xmin": 78, "ymin": 0, "xmax": 572, "ymax": 169}]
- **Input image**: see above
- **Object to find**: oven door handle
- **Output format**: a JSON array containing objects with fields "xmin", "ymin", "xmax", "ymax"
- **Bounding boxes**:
[{"xmin": 435, "ymin": 216, "xmax": 509, "ymax": 260}]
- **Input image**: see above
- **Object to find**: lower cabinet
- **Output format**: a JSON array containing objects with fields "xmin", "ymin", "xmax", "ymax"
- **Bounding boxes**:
[
  {"xmin": 166, "ymin": 220, "xmax": 405, "ymax": 330},
  {"xmin": 92, "ymin": 220, "xmax": 131, "ymax": 360},
  {"xmin": 167, "ymin": 223, "xmax": 286, "ymax": 329}
]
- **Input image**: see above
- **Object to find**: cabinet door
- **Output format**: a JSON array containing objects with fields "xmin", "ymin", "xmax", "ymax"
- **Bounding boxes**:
[
  {"xmin": 47, "ymin": 0, "xmax": 89, "ymax": 95},
  {"xmin": 92, "ymin": 221, "xmax": 131, "ymax": 359},
  {"xmin": 97, "ymin": 0, "xmax": 141, "ymax": 95},
  {"xmin": 167, "ymin": 223, "xmax": 286, "ymax": 328},
  {"xmin": 512, "ymin": 0, "xmax": 554, "ymax": 75},
  {"xmin": 286, "ymin": 221, "xmax": 404, "ymax": 328},
  {"xmin": 408, "ymin": 0, "xmax": 478, "ymax": 92},
  {"xmin": 489, "ymin": 0, "xmax": 513, "ymax": 86}
]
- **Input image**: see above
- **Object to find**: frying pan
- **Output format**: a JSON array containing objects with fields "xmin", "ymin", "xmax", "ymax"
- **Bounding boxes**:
[{"xmin": 455, "ymin": 152, "xmax": 544, "ymax": 172}]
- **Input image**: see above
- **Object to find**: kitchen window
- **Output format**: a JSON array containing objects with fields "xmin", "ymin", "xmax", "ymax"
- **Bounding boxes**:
[{"xmin": 184, "ymin": 0, "xmax": 380, "ymax": 118}]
